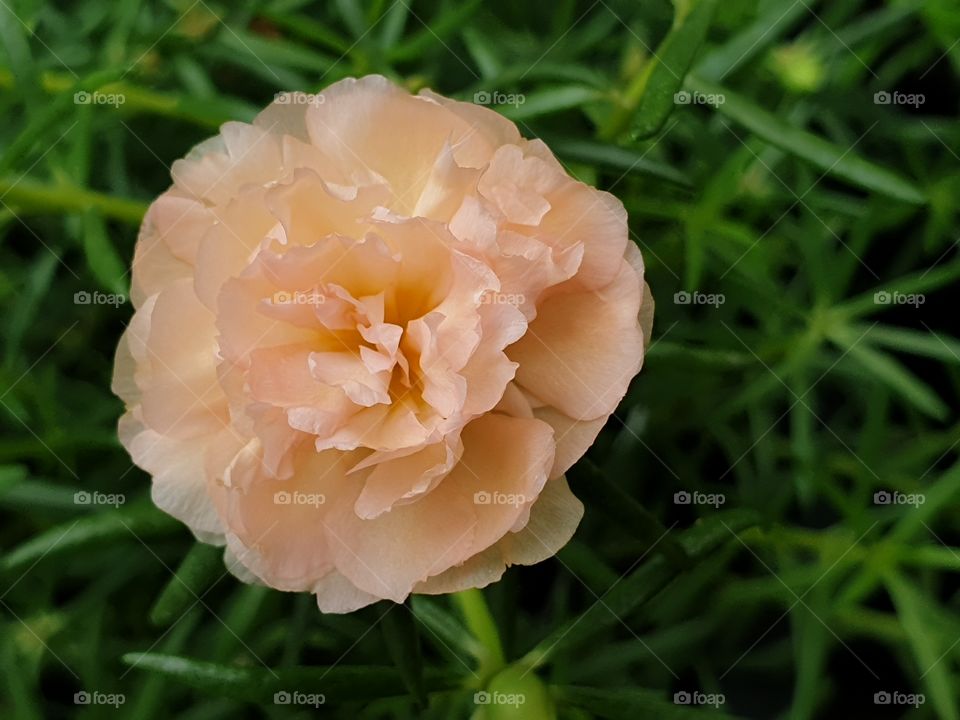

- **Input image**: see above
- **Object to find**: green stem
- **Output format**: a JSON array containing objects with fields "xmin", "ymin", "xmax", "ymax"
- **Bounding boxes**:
[
  {"xmin": 452, "ymin": 588, "xmax": 505, "ymax": 680},
  {"xmin": 0, "ymin": 69, "xmax": 250, "ymax": 129},
  {"xmin": 0, "ymin": 176, "xmax": 147, "ymax": 224}
]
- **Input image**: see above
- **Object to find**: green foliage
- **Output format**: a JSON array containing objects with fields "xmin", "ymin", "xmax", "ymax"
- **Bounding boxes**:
[{"xmin": 1, "ymin": 0, "xmax": 959, "ymax": 718}]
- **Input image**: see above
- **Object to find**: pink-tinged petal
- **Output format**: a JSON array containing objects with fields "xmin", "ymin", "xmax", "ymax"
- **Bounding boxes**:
[
  {"xmin": 533, "ymin": 405, "xmax": 606, "ymax": 479},
  {"xmin": 509, "ymin": 257, "xmax": 644, "ymax": 420},
  {"xmin": 148, "ymin": 192, "xmax": 215, "ymax": 264},
  {"xmin": 129, "ymin": 205, "xmax": 192, "ymax": 308},
  {"xmin": 313, "ymin": 570, "xmax": 380, "ymax": 613},
  {"xmin": 417, "ymin": 89, "xmax": 522, "ymax": 167},
  {"xmin": 404, "ymin": 313, "xmax": 468, "ymax": 418},
  {"xmin": 478, "ymin": 145, "xmax": 557, "ymax": 226},
  {"xmin": 412, "ymin": 544, "xmax": 507, "ymax": 595},
  {"xmin": 254, "ymin": 95, "xmax": 313, "ymax": 142},
  {"xmin": 121, "ymin": 411, "xmax": 226, "ymax": 544},
  {"xmin": 415, "ymin": 474, "xmax": 583, "ymax": 595},
  {"xmin": 303, "ymin": 75, "xmax": 491, "ymax": 195},
  {"xmin": 309, "ymin": 351, "xmax": 391, "ymax": 407},
  {"xmin": 641, "ymin": 282, "xmax": 655, "ymax": 350},
  {"xmin": 458, "ymin": 303, "xmax": 526, "ymax": 418},
  {"xmin": 490, "ymin": 231, "xmax": 583, "ymax": 320},
  {"xmin": 498, "ymin": 475, "xmax": 583, "ymax": 566},
  {"xmin": 492, "ymin": 382, "xmax": 535, "ymax": 418},
  {"xmin": 265, "ymin": 168, "xmax": 390, "ymax": 248},
  {"xmin": 112, "ymin": 328, "xmax": 142, "ymax": 408},
  {"xmin": 247, "ymin": 344, "xmax": 327, "ymax": 407},
  {"xmin": 309, "ymin": 403, "xmax": 431, "ymax": 453},
  {"xmin": 216, "ymin": 275, "xmax": 321, "ymax": 366},
  {"xmin": 193, "ymin": 186, "xmax": 277, "ymax": 310},
  {"xmin": 354, "ymin": 436, "xmax": 462, "ymax": 519},
  {"xmin": 536, "ymin": 183, "xmax": 628, "ymax": 292},
  {"xmin": 448, "ymin": 195, "xmax": 500, "ymax": 255},
  {"xmin": 172, "ymin": 122, "xmax": 283, "ymax": 206},
  {"xmin": 210, "ymin": 445, "xmax": 361, "ymax": 591},
  {"xmin": 325, "ymin": 414, "xmax": 553, "ymax": 602},
  {"xmin": 411, "ymin": 143, "xmax": 482, "ymax": 221},
  {"xmin": 137, "ymin": 279, "xmax": 228, "ymax": 439},
  {"xmin": 624, "ymin": 242, "xmax": 655, "ymax": 350}
]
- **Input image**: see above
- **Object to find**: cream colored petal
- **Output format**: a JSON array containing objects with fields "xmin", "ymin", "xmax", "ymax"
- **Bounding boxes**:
[
  {"xmin": 137, "ymin": 279, "xmax": 228, "ymax": 439},
  {"xmin": 325, "ymin": 414, "xmax": 554, "ymax": 602},
  {"xmin": 210, "ymin": 446, "xmax": 360, "ymax": 591},
  {"xmin": 533, "ymin": 405, "xmax": 606, "ymax": 480},
  {"xmin": 498, "ymin": 475, "xmax": 583, "ymax": 566},
  {"xmin": 510, "ymin": 257, "xmax": 644, "ymax": 421},
  {"xmin": 313, "ymin": 569, "xmax": 381, "ymax": 613},
  {"xmin": 415, "ymin": 475, "xmax": 583, "ymax": 595},
  {"xmin": 354, "ymin": 436, "xmax": 461, "ymax": 519},
  {"xmin": 122, "ymin": 411, "xmax": 226, "ymax": 543}
]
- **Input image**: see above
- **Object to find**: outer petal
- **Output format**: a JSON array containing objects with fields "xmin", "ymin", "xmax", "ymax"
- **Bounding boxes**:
[
  {"xmin": 136, "ymin": 279, "xmax": 228, "ymax": 439},
  {"xmin": 509, "ymin": 257, "xmax": 644, "ymax": 420},
  {"xmin": 313, "ymin": 570, "xmax": 381, "ymax": 614},
  {"xmin": 415, "ymin": 475, "xmax": 584, "ymax": 594},
  {"xmin": 210, "ymin": 445, "xmax": 361, "ymax": 591},
  {"xmin": 533, "ymin": 406, "xmax": 606, "ymax": 480},
  {"xmin": 325, "ymin": 414, "xmax": 554, "ymax": 602},
  {"xmin": 120, "ymin": 411, "xmax": 226, "ymax": 543}
]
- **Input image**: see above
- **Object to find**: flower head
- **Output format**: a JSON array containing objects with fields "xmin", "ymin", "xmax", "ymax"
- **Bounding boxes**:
[{"xmin": 113, "ymin": 76, "xmax": 653, "ymax": 611}]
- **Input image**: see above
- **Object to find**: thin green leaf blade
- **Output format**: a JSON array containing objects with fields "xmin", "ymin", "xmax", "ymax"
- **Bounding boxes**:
[{"xmin": 686, "ymin": 76, "xmax": 926, "ymax": 203}]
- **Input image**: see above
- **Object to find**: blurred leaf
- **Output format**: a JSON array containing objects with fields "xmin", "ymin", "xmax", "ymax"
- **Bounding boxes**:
[
  {"xmin": 1, "ymin": 501, "xmax": 178, "ymax": 575},
  {"xmin": 884, "ymin": 571, "xmax": 959, "ymax": 720},
  {"xmin": 686, "ymin": 76, "xmax": 926, "ymax": 203},
  {"xmin": 570, "ymin": 460, "xmax": 689, "ymax": 567},
  {"xmin": 120, "ymin": 652, "xmax": 457, "ymax": 703},
  {"xmin": 695, "ymin": 0, "xmax": 808, "ymax": 81},
  {"xmin": 548, "ymin": 137, "xmax": 691, "ymax": 186},
  {"xmin": 149, "ymin": 542, "xmax": 224, "ymax": 627},
  {"xmin": 380, "ymin": 602, "xmax": 427, "ymax": 708},
  {"xmin": 623, "ymin": 0, "xmax": 719, "ymax": 139},
  {"xmin": 829, "ymin": 325, "xmax": 948, "ymax": 419},
  {"xmin": 500, "ymin": 86, "xmax": 602, "ymax": 121},
  {"xmin": 388, "ymin": 0, "xmax": 483, "ymax": 63},
  {"xmin": 555, "ymin": 686, "xmax": 741, "ymax": 719},
  {"xmin": 81, "ymin": 211, "xmax": 127, "ymax": 295},
  {"xmin": 521, "ymin": 510, "xmax": 759, "ymax": 667},
  {"xmin": 857, "ymin": 324, "xmax": 960, "ymax": 364},
  {"xmin": 410, "ymin": 595, "xmax": 484, "ymax": 660}
]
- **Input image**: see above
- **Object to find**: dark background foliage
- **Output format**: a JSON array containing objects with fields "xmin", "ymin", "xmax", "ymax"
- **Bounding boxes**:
[{"xmin": 1, "ymin": 0, "xmax": 958, "ymax": 718}]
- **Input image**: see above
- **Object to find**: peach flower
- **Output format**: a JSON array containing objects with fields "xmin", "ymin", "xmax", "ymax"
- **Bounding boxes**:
[{"xmin": 113, "ymin": 76, "xmax": 653, "ymax": 612}]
